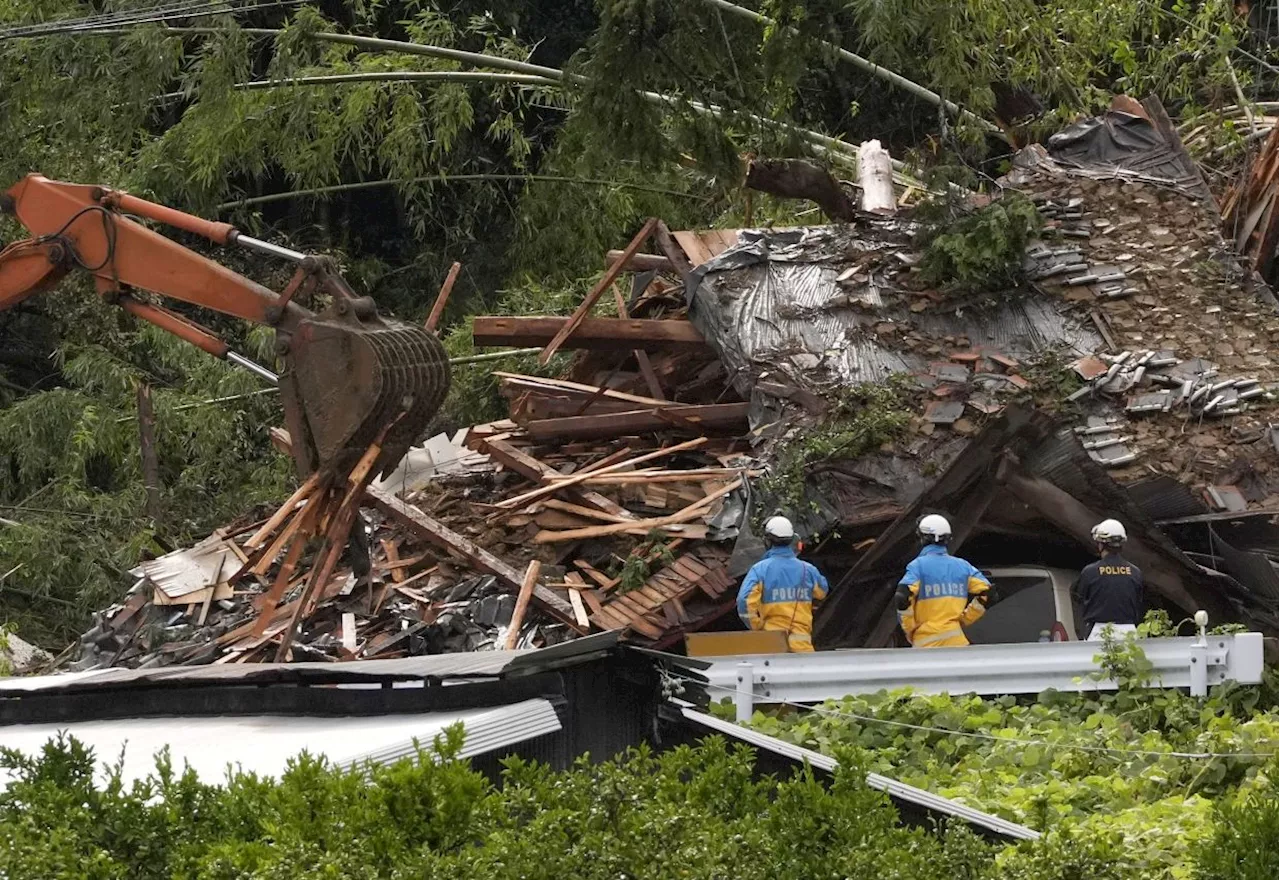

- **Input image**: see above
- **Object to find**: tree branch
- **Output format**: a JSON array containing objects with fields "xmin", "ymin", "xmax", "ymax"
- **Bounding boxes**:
[{"xmin": 745, "ymin": 158, "xmax": 856, "ymax": 221}]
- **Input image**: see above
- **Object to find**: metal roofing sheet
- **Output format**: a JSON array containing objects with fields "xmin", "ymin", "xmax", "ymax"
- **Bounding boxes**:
[
  {"xmin": 0, "ymin": 698, "xmax": 561, "ymax": 789},
  {"xmin": 0, "ymin": 633, "xmax": 623, "ymax": 697},
  {"xmin": 677, "ymin": 706, "xmax": 1039, "ymax": 841},
  {"xmin": 685, "ymin": 227, "xmax": 1103, "ymax": 402}
]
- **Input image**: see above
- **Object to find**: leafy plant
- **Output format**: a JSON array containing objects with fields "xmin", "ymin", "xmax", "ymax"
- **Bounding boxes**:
[
  {"xmin": 917, "ymin": 191, "xmax": 1042, "ymax": 294},
  {"xmin": 758, "ymin": 378, "xmax": 913, "ymax": 517},
  {"xmin": 612, "ymin": 531, "xmax": 676, "ymax": 593}
]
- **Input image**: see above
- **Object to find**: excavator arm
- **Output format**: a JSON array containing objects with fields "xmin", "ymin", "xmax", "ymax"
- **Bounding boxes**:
[{"xmin": 0, "ymin": 174, "xmax": 450, "ymax": 477}]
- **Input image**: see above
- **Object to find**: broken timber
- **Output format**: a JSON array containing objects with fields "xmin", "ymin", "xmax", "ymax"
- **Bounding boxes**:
[
  {"xmin": 473, "ymin": 316, "xmax": 708, "ymax": 351},
  {"xmin": 367, "ymin": 485, "xmax": 583, "ymax": 631},
  {"xmin": 524, "ymin": 402, "xmax": 750, "ymax": 441}
]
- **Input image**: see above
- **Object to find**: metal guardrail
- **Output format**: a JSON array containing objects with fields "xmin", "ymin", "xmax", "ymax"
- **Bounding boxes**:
[{"xmin": 703, "ymin": 633, "xmax": 1267, "ymax": 722}]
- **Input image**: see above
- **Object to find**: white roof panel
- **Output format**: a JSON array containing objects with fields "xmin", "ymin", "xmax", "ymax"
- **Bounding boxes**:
[{"xmin": 0, "ymin": 698, "xmax": 560, "ymax": 788}]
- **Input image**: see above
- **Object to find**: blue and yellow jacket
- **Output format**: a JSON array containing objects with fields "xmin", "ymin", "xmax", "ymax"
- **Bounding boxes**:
[
  {"xmin": 736, "ymin": 546, "xmax": 829, "ymax": 651},
  {"xmin": 897, "ymin": 544, "xmax": 990, "ymax": 648}
]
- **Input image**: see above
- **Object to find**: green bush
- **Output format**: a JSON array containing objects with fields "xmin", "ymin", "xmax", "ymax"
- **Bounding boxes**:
[
  {"xmin": 917, "ymin": 192, "xmax": 1042, "ymax": 294},
  {"xmin": 1192, "ymin": 771, "xmax": 1280, "ymax": 880},
  {"xmin": 1, "ymin": 733, "xmax": 999, "ymax": 880}
]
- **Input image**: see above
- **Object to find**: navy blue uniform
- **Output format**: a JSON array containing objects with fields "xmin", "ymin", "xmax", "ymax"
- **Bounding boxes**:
[{"xmin": 1073, "ymin": 555, "xmax": 1143, "ymax": 633}]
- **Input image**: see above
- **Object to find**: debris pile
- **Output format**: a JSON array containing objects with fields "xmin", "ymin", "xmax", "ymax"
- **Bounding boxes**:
[{"xmin": 65, "ymin": 101, "xmax": 1277, "ymax": 667}]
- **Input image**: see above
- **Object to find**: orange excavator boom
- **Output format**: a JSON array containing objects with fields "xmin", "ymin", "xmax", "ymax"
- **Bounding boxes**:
[{"xmin": 0, "ymin": 174, "xmax": 450, "ymax": 477}]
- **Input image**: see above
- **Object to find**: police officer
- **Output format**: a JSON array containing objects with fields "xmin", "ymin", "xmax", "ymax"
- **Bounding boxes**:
[
  {"xmin": 1074, "ymin": 519, "xmax": 1144, "ymax": 640},
  {"xmin": 895, "ymin": 514, "xmax": 991, "ymax": 648},
  {"xmin": 736, "ymin": 516, "xmax": 829, "ymax": 652}
]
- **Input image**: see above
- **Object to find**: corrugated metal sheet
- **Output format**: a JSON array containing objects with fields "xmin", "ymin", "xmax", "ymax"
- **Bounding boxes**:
[
  {"xmin": 333, "ymin": 698, "xmax": 563, "ymax": 768},
  {"xmin": 1126, "ymin": 476, "xmax": 1208, "ymax": 521},
  {"xmin": 0, "ymin": 632, "xmax": 624, "ymax": 697},
  {"xmin": 1209, "ymin": 527, "xmax": 1279, "ymax": 604},
  {"xmin": 677, "ymin": 706, "xmax": 1039, "ymax": 842},
  {"xmin": 683, "ymin": 227, "xmax": 1103, "ymax": 402},
  {"xmin": 0, "ymin": 698, "xmax": 561, "ymax": 789}
]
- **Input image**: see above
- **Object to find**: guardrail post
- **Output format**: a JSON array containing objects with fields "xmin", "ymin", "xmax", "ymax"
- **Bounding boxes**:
[
  {"xmin": 735, "ymin": 661, "xmax": 754, "ymax": 723},
  {"xmin": 1189, "ymin": 610, "xmax": 1209, "ymax": 697}
]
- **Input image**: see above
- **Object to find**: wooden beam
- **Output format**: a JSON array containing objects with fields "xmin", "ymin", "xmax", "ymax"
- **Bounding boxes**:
[
  {"xmin": 525, "ymin": 403, "xmax": 751, "ymax": 442},
  {"xmin": 534, "ymin": 477, "xmax": 741, "ymax": 543},
  {"xmin": 496, "ymin": 437, "xmax": 707, "ymax": 510},
  {"xmin": 136, "ymin": 383, "xmax": 162, "ymax": 522},
  {"xmin": 367, "ymin": 486, "xmax": 582, "ymax": 630},
  {"xmin": 474, "ymin": 316, "xmax": 707, "ymax": 352},
  {"xmin": 479, "ymin": 436, "xmax": 633, "ymax": 520},
  {"xmin": 605, "ymin": 250, "xmax": 673, "ymax": 272},
  {"xmin": 424, "ymin": 261, "xmax": 461, "ymax": 332},
  {"xmin": 653, "ymin": 220, "xmax": 694, "ymax": 280},
  {"xmin": 504, "ymin": 560, "xmax": 542, "ymax": 650},
  {"xmin": 1001, "ymin": 468, "xmax": 1233, "ymax": 622},
  {"xmin": 567, "ymin": 583, "xmax": 591, "ymax": 629},
  {"xmin": 539, "ymin": 217, "xmax": 659, "ymax": 364}
]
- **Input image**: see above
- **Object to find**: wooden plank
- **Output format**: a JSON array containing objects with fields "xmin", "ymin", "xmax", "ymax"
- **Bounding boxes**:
[
  {"xmin": 524, "ymin": 403, "xmax": 751, "ymax": 442},
  {"xmin": 498, "ymin": 437, "xmax": 707, "ymax": 510},
  {"xmin": 669, "ymin": 595, "xmax": 689, "ymax": 622},
  {"xmin": 624, "ymin": 613, "xmax": 666, "ymax": 640},
  {"xmin": 368, "ymin": 486, "xmax": 582, "ymax": 630},
  {"xmin": 543, "ymin": 499, "xmax": 632, "ymax": 525},
  {"xmin": 567, "ymin": 586, "xmax": 590, "ymax": 629},
  {"xmin": 634, "ymin": 350, "xmax": 666, "ymax": 401},
  {"xmin": 672, "ymin": 230, "xmax": 715, "ymax": 266},
  {"xmin": 573, "ymin": 560, "xmax": 618, "ymax": 590},
  {"xmin": 495, "ymin": 372, "xmax": 671, "ymax": 409},
  {"xmin": 590, "ymin": 607, "xmax": 629, "ymax": 631},
  {"xmin": 636, "ymin": 586, "xmax": 669, "ymax": 607},
  {"xmin": 653, "ymin": 220, "xmax": 694, "ymax": 280},
  {"xmin": 533, "ymin": 476, "xmax": 740, "ymax": 543},
  {"xmin": 504, "ymin": 560, "xmax": 542, "ymax": 650},
  {"xmin": 381, "ymin": 539, "xmax": 407, "ymax": 583},
  {"xmin": 604, "ymin": 250, "xmax": 673, "ymax": 272},
  {"xmin": 245, "ymin": 472, "xmax": 321, "ymax": 549},
  {"xmin": 539, "ymin": 218, "xmax": 658, "ymax": 364},
  {"xmin": 660, "ymin": 601, "xmax": 680, "ymax": 626},
  {"xmin": 482, "ymin": 436, "xmax": 633, "ymax": 521},
  {"xmin": 424, "ymin": 261, "xmax": 462, "ymax": 332},
  {"xmin": 275, "ymin": 438, "xmax": 385, "ymax": 660},
  {"xmin": 581, "ymin": 588, "xmax": 604, "ymax": 614},
  {"xmin": 473, "ymin": 315, "xmax": 706, "ymax": 351}
]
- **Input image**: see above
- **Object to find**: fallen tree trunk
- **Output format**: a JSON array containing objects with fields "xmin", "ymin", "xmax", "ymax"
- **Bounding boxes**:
[{"xmin": 745, "ymin": 158, "xmax": 856, "ymax": 222}]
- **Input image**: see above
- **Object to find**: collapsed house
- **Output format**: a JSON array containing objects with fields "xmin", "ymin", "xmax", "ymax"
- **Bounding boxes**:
[{"xmin": 62, "ymin": 100, "xmax": 1277, "ymax": 671}]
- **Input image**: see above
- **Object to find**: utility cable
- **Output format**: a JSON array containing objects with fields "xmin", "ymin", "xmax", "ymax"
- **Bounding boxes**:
[{"xmin": 669, "ymin": 671, "xmax": 1279, "ymax": 761}]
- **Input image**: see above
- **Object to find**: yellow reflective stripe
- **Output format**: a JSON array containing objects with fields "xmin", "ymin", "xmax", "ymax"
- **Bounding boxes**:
[{"xmin": 914, "ymin": 628, "xmax": 963, "ymax": 646}]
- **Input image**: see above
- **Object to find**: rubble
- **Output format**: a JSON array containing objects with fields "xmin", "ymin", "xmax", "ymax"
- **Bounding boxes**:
[{"xmin": 60, "ymin": 100, "xmax": 1277, "ymax": 668}]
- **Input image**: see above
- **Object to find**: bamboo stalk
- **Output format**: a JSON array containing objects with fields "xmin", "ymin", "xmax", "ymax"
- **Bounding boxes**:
[{"xmin": 698, "ymin": 0, "xmax": 1002, "ymax": 136}]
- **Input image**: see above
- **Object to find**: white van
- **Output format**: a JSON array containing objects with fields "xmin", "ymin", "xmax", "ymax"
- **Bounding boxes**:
[{"xmin": 963, "ymin": 566, "xmax": 1084, "ymax": 644}]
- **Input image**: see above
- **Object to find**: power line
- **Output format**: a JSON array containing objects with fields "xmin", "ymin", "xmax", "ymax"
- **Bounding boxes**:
[{"xmin": 674, "ymin": 672, "xmax": 1278, "ymax": 761}]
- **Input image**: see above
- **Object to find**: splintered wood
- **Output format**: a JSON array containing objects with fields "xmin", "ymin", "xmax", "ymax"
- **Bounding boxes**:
[{"xmin": 80, "ymin": 220, "xmax": 759, "ymax": 671}]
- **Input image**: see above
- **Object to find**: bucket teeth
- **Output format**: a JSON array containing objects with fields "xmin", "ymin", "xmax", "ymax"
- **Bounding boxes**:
[{"xmin": 285, "ymin": 317, "xmax": 450, "ymax": 475}]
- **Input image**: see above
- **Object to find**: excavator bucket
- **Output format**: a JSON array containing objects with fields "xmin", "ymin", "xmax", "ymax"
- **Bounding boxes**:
[{"xmin": 279, "ymin": 301, "xmax": 451, "ymax": 478}]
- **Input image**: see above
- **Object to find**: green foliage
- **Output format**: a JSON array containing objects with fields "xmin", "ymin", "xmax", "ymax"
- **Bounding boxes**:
[
  {"xmin": 0, "ymin": 297, "xmax": 291, "ymax": 645},
  {"xmin": 758, "ymin": 379, "xmax": 913, "ymax": 516},
  {"xmin": 0, "ymin": 732, "xmax": 1007, "ymax": 879},
  {"xmin": 612, "ymin": 531, "xmax": 676, "ymax": 593},
  {"xmin": 731, "ymin": 680, "xmax": 1279, "ymax": 879},
  {"xmin": 1193, "ymin": 767, "xmax": 1280, "ymax": 880},
  {"xmin": 1090, "ymin": 626, "xmax": 1159, "ymax": 690},
  {"xmin": 917, "ymin": 191, "xmax": 1042, "ymax": 294}
]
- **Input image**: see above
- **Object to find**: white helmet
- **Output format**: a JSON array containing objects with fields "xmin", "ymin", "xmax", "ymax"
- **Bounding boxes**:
[
  {"xmin": 764, "ymin": 516, "xmax": 795, "ymax": 541},
  {"xmin": 918, "ymin": 514, "xmax": 952, "ymax": 543},
  {"xmin": 1091, "ymin": 519, "xmax": 1127, "ymax": 546}
]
